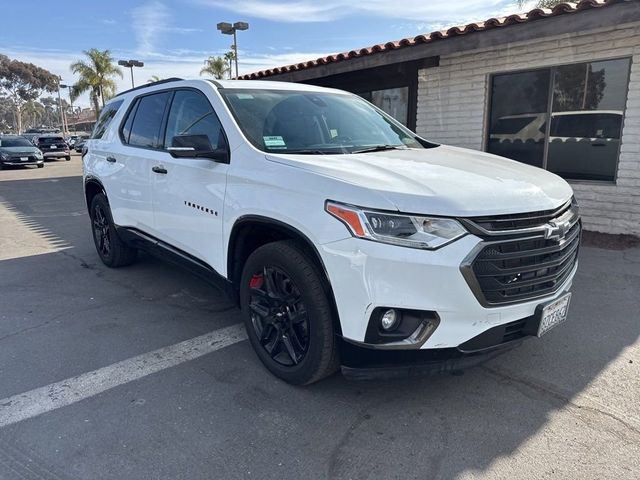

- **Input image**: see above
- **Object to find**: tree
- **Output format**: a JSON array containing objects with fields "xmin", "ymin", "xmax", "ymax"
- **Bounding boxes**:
[
  {"xmin": 200, "ymin": 56, "xmax": 228, "ymax": 80},
  {"xmin": 517, "ymin": 0, "xmax": 566, "ymax": 8},
  {"xmin": 70, "ymin": 49, "xmax": 122, "ymax": 116},
  {"xmin": 0, "ymin": 54, "xmax": 58, "ymax": 133},
  {"xmin": 223, "ymin": 51, "xmax": 236, "ymax": 80},
  {"xmin": 21, "ymin": 100, "xmax": 45, "ymax": 129},
  {"xmin": 147, "ymin": 75, "xmax": 163, "ymax": 84}
]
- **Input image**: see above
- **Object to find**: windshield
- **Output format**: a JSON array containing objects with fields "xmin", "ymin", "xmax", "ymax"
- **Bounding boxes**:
[
  {"xmin": 220, "ymin": 89, "xmax": 433, "ymax": 154},
  {"xmin": 0, "ymin": 137, "xmax": 34, "ymax": 148}
]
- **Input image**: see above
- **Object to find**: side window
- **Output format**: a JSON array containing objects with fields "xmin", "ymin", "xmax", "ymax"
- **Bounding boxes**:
[
  {"xmin": 120, "ymin": 99, "xmax": 139, "ymax": 144},
  {"xmin": 91, "ymin": 100, "xmax": 123, "ymax": 139},
  {"xmin": 164, "ymin": 89, "xmax": 225, "ymax": 151},
  {"xmin": 128, "ymin": 92, "xmax": 171, "ymax": 148}
]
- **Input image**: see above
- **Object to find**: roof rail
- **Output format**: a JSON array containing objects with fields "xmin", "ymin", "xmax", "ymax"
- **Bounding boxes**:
[{"xmin": 113, "ymin": 77, "xmax": 184, "ymax": 98}]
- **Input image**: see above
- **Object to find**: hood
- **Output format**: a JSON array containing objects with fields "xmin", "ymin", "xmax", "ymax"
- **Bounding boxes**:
[{"xmin": 265, "ymin": 146, "xmax": 573, "ymax": 217}]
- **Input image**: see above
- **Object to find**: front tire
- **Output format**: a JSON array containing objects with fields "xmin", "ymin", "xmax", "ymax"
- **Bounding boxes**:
[
  {"xmin": 65, "ymin": 155, "xmax": 71, "ymax": 161},
  {"xmin": 240, "ymin": 240, "xmax": 339, "ymax": 385},
  {"xmin": 37, "ymin": 163, "xmax": 44, "ymax": 168},
  {"xmin": 90, "ymin": 193, "xmax": 137, "ymax": 267}
]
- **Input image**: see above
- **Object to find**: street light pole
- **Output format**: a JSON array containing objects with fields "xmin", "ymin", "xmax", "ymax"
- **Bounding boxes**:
[
  {"xmin": 217, "ymin": 21, "xmax": 249, "ymax": 79},
  {"xmin": 118, "ymin": 60, "xmax": 145, "ymax": 88},
  {"xmin": 56, "ymin": 78, "xmax": 67, "ymax": 134},
  {"xmin": 60, "ymin": 84, "xmax": 74, "ymax": 134}
]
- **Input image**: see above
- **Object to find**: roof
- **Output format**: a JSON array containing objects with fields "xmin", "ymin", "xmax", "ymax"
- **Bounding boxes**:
[{"xmin": 239, "ymin": 0, "xmax": 629, "ymax": 80}]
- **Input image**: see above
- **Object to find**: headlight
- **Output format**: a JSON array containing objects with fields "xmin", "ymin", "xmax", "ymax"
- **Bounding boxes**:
[
  {"xmin": 34, "ymin": 150, "xmax": 43, "ymax": 159},
  {"xmin": 326, "ymin": 201, "xmax": 467, "ymax": 249},
  {"xmin": 0, "ymin": 153, "xmax": 7, "ymax": 161}
]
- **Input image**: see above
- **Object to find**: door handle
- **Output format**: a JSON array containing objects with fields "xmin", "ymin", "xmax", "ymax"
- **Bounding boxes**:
[
  {"xmin": 152, "ymin": 165, "xmax": 168, "ymax": 174},
  {"xmin": 591, "ymin": 142, "xmax": 607, "ymax": 147},
  {"xmin": 106, "ymin": 156, "xmax": 116, "ymax": 163}
]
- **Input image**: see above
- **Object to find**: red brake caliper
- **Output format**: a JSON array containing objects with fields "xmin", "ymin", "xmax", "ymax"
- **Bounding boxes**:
[{"xmin": 249, "ymin": 274, "xmax": 264, "ymax": 289}]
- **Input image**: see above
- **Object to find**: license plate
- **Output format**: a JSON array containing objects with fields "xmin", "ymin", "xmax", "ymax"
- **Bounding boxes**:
[
  {"xmin": 20, "ymin": 157, "xmax": 28, "ymax": 161},
  {"xmin": 537, "ymin": 292, "xmax": 571, "ymax": 337},
  {"xmin": 50, "ymin": 145, "xmax": 57, "ymax": 149}
]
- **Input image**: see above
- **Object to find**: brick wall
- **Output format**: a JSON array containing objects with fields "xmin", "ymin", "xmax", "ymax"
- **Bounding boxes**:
[{"xmin": 416, "ymin": 23, "xmax": 640, "ymax": 235}]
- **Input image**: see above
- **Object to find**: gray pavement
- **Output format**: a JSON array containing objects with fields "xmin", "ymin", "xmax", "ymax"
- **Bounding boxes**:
[{"xmin": 0, "ymin": 156, "xmax": 638, "ymax": 480}]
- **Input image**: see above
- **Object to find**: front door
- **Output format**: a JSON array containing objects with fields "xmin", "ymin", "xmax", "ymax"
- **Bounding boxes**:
[{"xmin": 151, "ymin": 88, "xmax": 229, "ymax": 273}]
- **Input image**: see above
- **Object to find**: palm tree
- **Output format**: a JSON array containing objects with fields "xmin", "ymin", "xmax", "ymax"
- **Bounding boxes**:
[
  {"xmin": 147, "ymin": 75, "xmax": 163, "ymax": 84},
  {"xmin": 200, "ymin": 56, "xmax": 228, "ymax": 80},
  {"xmin": 70, "ymin": 49, "xmax": 122, "ymax": 116},
  {"xmin": 223, "ymin": 51, "xmax": 236, "ymax": 80}
]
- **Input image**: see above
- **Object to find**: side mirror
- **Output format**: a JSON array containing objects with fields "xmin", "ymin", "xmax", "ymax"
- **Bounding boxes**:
[{"xmin": 167, "ymin": 134, "xmax": 230, "ymax": 163}]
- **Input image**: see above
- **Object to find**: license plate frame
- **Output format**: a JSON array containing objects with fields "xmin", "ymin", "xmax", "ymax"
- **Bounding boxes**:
[{"xmin": 536, "ymin": 292, "xmax": 571, "ymax": 337}]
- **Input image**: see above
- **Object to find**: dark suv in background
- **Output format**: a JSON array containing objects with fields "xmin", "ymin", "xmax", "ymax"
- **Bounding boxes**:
[{"xmin": 34, "ymin": 134, "xmax": 71, "ymax": 161}]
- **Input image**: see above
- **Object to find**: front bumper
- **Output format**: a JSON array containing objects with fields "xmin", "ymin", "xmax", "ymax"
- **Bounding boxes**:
[
  {"xmin": 340, "ymin": 336, "xmax": 520, "ymax": 380},
  {"xmin": 1, "ymin": 160, "xmax": 43, "ymax": 166},
  {"xmin": 319, "ymin": 235, "xmax": 576, "ymax": 349}
]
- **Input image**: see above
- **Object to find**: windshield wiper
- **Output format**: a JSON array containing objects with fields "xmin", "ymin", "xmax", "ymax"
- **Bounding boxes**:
[
  {"xmin": 351, "ymin": 144, "xmax": 407, "ymax": 154},
  {"xmin": 278, "ymin": 149, "xmax": 332, "ymax": 155}
]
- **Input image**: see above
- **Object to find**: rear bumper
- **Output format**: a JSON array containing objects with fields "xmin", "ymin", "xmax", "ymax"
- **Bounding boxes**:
[{"xmin": 43, "ymin": 151, "xmax": 69, "ymax": 158}]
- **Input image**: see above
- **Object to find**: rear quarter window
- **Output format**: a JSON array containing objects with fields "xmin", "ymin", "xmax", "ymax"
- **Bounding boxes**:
[{"xmin": 91, "ymin": 100, "xmax": 124, "ymax": 139}]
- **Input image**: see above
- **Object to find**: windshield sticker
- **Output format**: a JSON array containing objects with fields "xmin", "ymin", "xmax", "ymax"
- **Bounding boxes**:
[
  {"xmin": 330, "ymin": 129, "xmax": 338, "ymax": 138},
  {"xmin": 263, "ymin": 136, "xmax": 286, "ymax": 148},
  {"xmin": 236, "ymin": 93, "xmax": 254, "ymax": 99}
]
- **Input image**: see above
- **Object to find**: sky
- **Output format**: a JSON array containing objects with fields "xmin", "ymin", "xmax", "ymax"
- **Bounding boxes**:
[{"xmin": 1, "ymin": 0, "xmax": 538, "ymax": 108}]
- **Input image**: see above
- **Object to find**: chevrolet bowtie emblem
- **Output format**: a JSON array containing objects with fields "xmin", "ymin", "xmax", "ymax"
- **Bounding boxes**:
[{"xmin": 544, "ymin": 220, "xmax": 569, "ymax": 241}]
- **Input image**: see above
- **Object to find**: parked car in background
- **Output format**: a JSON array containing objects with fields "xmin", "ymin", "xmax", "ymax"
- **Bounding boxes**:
[
  {"xmin": 34, "ymin": 134, "xmax": 71, "ymax": 161},
  {"xmin": 83, "ymin": 79, "xmax": 580, "ymax": 385},
  {"xmin": 74, "ymin": 138, "xmax": 86, "ymax": 153},
  {"xmin": 66, "ymin": 135, "xmax": 78, "ymax": 148},
  {"xmin": 0, "ymin": 135, "xmax": 44, "ymax": 169},
  {"xmin": 547, "ymin": 110, "xmax": 623, "ymax": 181}
]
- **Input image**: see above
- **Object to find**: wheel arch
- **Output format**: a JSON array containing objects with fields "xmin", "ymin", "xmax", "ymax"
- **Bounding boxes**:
[
  {"xmin": 227, "ymin": 215, "xmax": 343, "ymax": 335},
  {"xmin": 84, "ymin": 176, "xmax": 106, "ymax": 213}
]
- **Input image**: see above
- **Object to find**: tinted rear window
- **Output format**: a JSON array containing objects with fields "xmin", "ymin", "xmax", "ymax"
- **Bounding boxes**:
[
  {"xmin": 91, "ymin": 100, "xmax": 124, "ymax": 139},
  {"xmin": 39, "ymin": 137, "xmax": 65, "ymax": 144},
  {"xmin": 128, "ymin": 92, "xmax": 171, "ymax": 148},
  {"xmin": 550, "ymin": 113, "xmax": 622, "ymax": 139}
]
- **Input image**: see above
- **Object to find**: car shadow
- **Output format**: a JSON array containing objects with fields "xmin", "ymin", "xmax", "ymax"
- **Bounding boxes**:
[{"xmin": 0, "ymin": 173, "xmax": 638, "ymax": 479}]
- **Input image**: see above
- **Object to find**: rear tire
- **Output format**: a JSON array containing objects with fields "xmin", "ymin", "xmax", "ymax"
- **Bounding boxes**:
[
  {"xmin": 240, "ymin": 240, "xmax": 339, "ymax": 385},
  {"xmin": 90, "ymin": 193, "xmax": 137, "ymax": 268}
]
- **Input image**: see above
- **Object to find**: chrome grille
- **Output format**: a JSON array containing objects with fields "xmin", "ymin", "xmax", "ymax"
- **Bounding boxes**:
[{"xmin": 461, "ymin": 201, "xmax": 581, "ymax": 306}]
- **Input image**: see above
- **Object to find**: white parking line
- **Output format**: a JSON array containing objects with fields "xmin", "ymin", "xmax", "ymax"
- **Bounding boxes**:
[{"xmin": 0, "ymin": 324, "xmax": 247, "ymax": 428}]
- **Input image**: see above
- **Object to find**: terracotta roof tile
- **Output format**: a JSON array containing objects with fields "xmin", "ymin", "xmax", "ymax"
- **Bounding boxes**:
[{"xmin": 239, "ymin": 0, "xmax": 630, "ymax": 80}]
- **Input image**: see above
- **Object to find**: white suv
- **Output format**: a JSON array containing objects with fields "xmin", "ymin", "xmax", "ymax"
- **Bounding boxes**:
[{"xmin": 83, "ymin": 78, "xmax": 580, "ymax": 384}]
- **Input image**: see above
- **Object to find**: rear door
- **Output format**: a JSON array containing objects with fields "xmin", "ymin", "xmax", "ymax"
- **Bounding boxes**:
[
  {"xmin": 151, "ymin": 88, "xmax": 229, "ymax": 272},
  {"xmin": 99, "ymin": 91, "xmax": 171, "ymax": 233}
]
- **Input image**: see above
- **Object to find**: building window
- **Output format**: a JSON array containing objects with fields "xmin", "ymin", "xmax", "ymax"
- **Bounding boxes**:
[
  {"xmin": 359, "ymin": 86, "xmax": 409, "ymax": 126},
  {"xmin": 486, "ymin": 58, "xmax": 630, "ymax": 182}
]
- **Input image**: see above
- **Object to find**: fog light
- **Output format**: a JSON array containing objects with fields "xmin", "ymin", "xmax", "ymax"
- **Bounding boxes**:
[{"xmin": 380, "ymin": 309, "xmax": 400, "ymax": 331}]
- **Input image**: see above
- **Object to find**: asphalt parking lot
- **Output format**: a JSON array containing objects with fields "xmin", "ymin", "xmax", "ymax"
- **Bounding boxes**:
[{"xmin": 0, "ymin": 156, "xmax": 639, "ymax": 480}]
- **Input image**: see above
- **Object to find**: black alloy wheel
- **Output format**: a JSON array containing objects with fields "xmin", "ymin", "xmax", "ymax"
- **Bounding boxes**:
[
  {"xmin": 89, "ymin": 193, "xmax": 137, "ymax": 268},
  {"xmin": 92, "ymin": 203, "xmax": 111, "ymax": 259},
  {"xmin": 240, "ymin": 240, "xmax": 339, "ymax": 385},
  {"xmin": 248, "ymin": 266, "xmax": 310, "ymax": 366}
]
